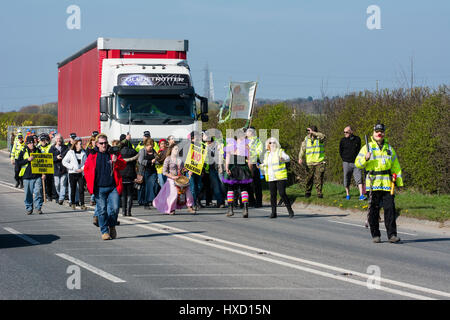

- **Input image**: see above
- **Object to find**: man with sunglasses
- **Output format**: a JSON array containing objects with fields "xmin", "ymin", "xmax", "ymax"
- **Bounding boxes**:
[
  {"xmin": 339, "ymin": 126, "xmax": 365, "ymax": 200},
  {"xmin": 84, "ymin": 133, "xmax": 126, "ymax": 240},
  {"xmin": 355, "ymin": 123, "xmax": 403, "ymax": 243}
]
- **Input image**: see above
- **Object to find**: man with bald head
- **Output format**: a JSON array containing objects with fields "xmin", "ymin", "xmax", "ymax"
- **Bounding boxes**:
[{"xmin": 339, "ymin": 126, "xmax": 365, "ymax": 200}]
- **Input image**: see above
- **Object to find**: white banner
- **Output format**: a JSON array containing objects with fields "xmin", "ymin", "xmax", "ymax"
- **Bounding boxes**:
[{"xmin": 230, "ymin": 81, "xmax": 257, "ymax": 120}]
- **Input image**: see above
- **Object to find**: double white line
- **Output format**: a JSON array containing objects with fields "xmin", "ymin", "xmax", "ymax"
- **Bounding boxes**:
[{"xmin": 120, "ymin": 216, "xmax": 450, "ymax": 300}]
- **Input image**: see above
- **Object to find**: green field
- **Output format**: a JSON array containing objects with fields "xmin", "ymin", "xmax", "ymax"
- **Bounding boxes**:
[
  {"xmin": 0, "ymin": 140, "xmax": 6, "ymax": 149},
  {"xmin": 262, "ymin": 182, "xmax": 450, "ymax": 223}
]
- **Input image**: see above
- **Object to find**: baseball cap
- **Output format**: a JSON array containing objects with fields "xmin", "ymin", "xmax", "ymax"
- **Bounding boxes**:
[
  {"xmin": 374, "ymin": 123, "xmax": 385, "ymax": 132},
  {"xmin": 92, "ymin": 130, "xmax": 99, "ymax": 137},
  {"xmin": 119, "ymin": 134, "xmax": 126, "ymax": 141},
  {"xmin": 74, "ymin": 137, "xmax": 82, "ymax": 142},
  {"xmin": 39, "ymin": 133, "xmax": 50, "ymax": 141},
  {"xmin": 17, "ymin": 133, "xmax": 23, "ymax": 138},
  {"xmin": 143, "ymin": 131, "xmax": 150, "ymax": 137},
  {"xmin": 70, "ymin": 133, "xmax": 77, "ymax": 139},
  {"xmin": 25, "ymin": 136, "xmax": 34, "ymax": 144}
]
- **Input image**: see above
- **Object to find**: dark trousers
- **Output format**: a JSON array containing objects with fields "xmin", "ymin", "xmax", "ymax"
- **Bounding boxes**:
[
  {"xmin": 14, "ymin": 163, "xmax": 23, "ymax": 185},
  {"xmin": 43, "ymin": 174, "xmax": 54, "ymax": 200},
  {"xmin": 201, "ymin": 172, "xmax": 212, "ymax": 205},
  {"xmin": 248, "ymin": 164, "xmax": 262, "ymax": 206},
  {"xmin": 368, "ymin": 191, "xmax": 397, "ymax": 238},
  {"xmin": 69, "ymin": 173, "xmax": 85, "ymax": 205},
  {"xmin": 121, "ymin": 182, "xmax": 134, "ymax": 214},
  {"xmin": 269, "ymin": 180, "xmax": 293, "ymax": 215},
  {"xmin": 305, "ymin": 163, "xmax": 325, "ymax": 195}
]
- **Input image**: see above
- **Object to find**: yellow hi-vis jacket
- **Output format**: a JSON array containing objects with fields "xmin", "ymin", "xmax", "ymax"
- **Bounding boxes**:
[
  {"xmin": 305, "ymin": 136, "xmax": 325, "ymax": 164},
  {"xmin": 248, "ymin": 136, "xmax": 263, "ymax": 163},
  {"xmin": 135, "ymin": 141, "xmax": 159, "ymax": 153},
  {"xmin": 37, "ymin": 144, "xmax": 51, "ymax": 154},
  {"xmin": 262, "ymin": 149, "xmax": 288, "ymax": 182},
  {"xmin": 355, "ymin": 137, "xmax": 403, "ymax": 191},
  {"xmin": 11, "ymin": 139, "xmax": 25, "ymax": 160}
]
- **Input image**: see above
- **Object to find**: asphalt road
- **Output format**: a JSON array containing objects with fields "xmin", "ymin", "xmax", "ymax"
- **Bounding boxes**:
[{"xmin": 1, "ymin": 150, "xmax": 449, "ymax": 300}]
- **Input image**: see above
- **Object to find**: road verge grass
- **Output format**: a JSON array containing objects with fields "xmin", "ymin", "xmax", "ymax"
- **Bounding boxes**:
[{"xmin": 262, "ymin": 182, "xmax": 450, "ymax": 223}]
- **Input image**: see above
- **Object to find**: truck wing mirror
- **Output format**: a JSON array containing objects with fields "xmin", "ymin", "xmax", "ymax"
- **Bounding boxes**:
[
  {"xmin": 201, "ymin": 114, "xmax": 209, "ymax": 123},
  {"xmin": 200, "ymin": 97, "xmax": 208, "ymax": 114},
  {"xmin": 100, "ymin": 97, "xmax": 108, "ymax": 113},
  {"xmin": 195, "ymin": 94, "xmax": 208, "ymax": 114},
  {"xmin": 100, "ymin": 113, "xmax": 108, "ymax": 121}
]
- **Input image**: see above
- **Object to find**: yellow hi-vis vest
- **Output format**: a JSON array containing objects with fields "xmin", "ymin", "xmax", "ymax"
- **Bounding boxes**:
[
  {"xmin": 305, "ymin": 137, "xmax": 325, "ymax": 164},
  {"xmin": 19, "ymin": 149, "xmax": 32, "ymax": 177},
  {"xmin": 11, "ymin": 140, "xmax": 25, "ymax": 160},
  {"xmin": 355, "ymin": 137, "xmax": 403, "ymax": 191},
  {"xmin": 135, "ymin": 141, "xmax": 159, "ymax": 153},
  {"xmin": 248, "ymin": 136, "xmax": 263, "ymax": 163},
  {"xmin": 38, "ymin": 144, "xmax": 51, "ymax": 153},
  {"xmin": 262, "ymin": 149, "xmax": 288, "ymax": 181}
]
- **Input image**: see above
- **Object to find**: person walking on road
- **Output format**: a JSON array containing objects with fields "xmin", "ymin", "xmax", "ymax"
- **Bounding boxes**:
[
  {"xmin": 339, "ymin": 126, "xmax": 366, "ymax": 200},
  {"xmin": 138, "ymin": 138, "xmax": 159, "ymax": 209},
  {"xmin": 62, "ymin": 137, "xmax": 87, "ymax": 210},
  {"xmin": 84, "ymin": 133, "xmax": 126, "ymax": 240},
  {"xmin": 153, "ymin": 144, "xmax": 195, "ymax": 214},
  {"xmin": 222, "ymin": 130, "xmax": 253, "ymax": 218},
  {"xmin": 246, "ymin": 127, "xmax": 263, "ymax": 208},
  {"xmin": 261, "ymin": 137, "xmax": 294, "ymax": 218},
  {"xmin": 37, "ymin": 133, "xmax": 54, "ymax": 202},
  {"xmin": 16, "ymin": 136, "xmax": 45, "ymax": 215},
  {"xmin": 298, "ymin": 125, "xmax": 326, "ymax": 198},
  {"xmin": 118, "ymin": 134, "xmax": 138, "ymax": 216},
  {"xmin": 10, "ymin": 131, "xmax": 25, "ymax": 188},
  {"xmin": 49, "ymin": 133, "xmax": 69, "ymax": 205},
  {"xmin": 355, "ymin": 123, "xmax": 404, "ymax": 243}
]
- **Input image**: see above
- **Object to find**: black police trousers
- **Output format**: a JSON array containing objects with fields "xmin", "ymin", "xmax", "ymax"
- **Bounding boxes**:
[{"xmin": 368, "ymin": 191, "xmax": 397, "ymax": 238}]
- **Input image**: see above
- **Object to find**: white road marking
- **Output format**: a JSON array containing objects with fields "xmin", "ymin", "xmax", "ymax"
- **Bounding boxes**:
[
  {"xmin": 4, "ymin": 227, "xmax": 40, "ymax": 245},
  {"xmin": 328, "ymin": 219, "xmax": 417, "ymax": 236},
  {"xmin": 122, "ymin": 216, "xmax": 450, "ymax": 300},
  {"xmin": 55, "ymin": 253, "xmax": 126, "ymax": 283},
  {"xmin": 161, "ymin": 287, "xmax": 352, "ymax": 291}
]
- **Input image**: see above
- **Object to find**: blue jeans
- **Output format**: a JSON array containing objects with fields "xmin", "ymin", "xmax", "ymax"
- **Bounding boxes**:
[
  {"xmin": 90, "ymin": 194, "xmax": 98, "ymax": 217},
  {"xmin": 189, "ymin": 172, "xmax": 203, "ymax": 205},
  {"xmin": 144, "ymin": 171, "xmax": 158, "ymax": 204},
  {"xmin": 157, "ymin": 173, "xmax": 167, "ymax": 188},
  {"xmin": 54, "ymin": 174, "xmax": 68, "ymax": 202},
  {"xmin": 94, "ymin": 186, "xmax": 120, "ymax": 235},
  {"xmin": 138, "ymin": 179, "xmax": 146, "ymax": 205},
  {"xmin": 23, "ymin": 178, "xmax": 43, "ymax": 212},
  {"xmin": 209, "ymin": 168, "xmax": 224, "ymax": 204}
]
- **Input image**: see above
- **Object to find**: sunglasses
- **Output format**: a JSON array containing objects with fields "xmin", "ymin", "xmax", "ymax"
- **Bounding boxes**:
[
  {"xmin": 344, "ymin": 131, "xmax": 351, "ymax": 134},
  {"xmin": 98, "ymin": 142, "xmax": 108, "ymax": 145},
  {"xmin": 375, "ymin": 130, "xmax": 385, "ymax": 134}
]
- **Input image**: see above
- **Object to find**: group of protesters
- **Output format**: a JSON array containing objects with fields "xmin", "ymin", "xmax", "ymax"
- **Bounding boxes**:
[{"xmin": 10, "ymin": 121, "xmax": 404, "ymax": 243}]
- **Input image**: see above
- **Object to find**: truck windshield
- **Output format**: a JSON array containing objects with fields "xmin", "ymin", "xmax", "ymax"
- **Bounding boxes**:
[{"xmin": 116, "ymin": 95, "xmax": 195, "ymax": 122}]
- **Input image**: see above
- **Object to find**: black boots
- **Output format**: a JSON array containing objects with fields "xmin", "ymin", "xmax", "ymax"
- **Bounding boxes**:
[
  {"xmin": 226, "ymin": 203, "xmax": 234, "ymax": 217},
  {"xmin": 243, "ymin": 203, "xmax": 248, "ymax": 218}
]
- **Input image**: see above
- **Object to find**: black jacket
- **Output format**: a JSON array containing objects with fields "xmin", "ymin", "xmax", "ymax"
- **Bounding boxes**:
[
  {"xmin": 339, "ymin": 135, "xmax": 361, "ymax": 163},
  {"xmin": 49, "ymin": 144, "xmax": 69, "ymax": 176},
  {"xmin": 120, "ymin": 144, "xmax": 138, "ymax": 183},
  {"xmin": 16, "ymin": 146, "xmax": 42, "ymax": 180}
]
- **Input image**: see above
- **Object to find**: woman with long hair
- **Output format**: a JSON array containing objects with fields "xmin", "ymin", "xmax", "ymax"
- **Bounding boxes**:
[
  {"xmin": 261, "ymin": 137, "xmax": 294, "ymax": 218},
  {"xmin": 62, "ymin": 137, "xmax": 87, "ymax": 210},
  {"xmin": 153, "ymin": 144, "xmax": 195, "ymax": 215}
]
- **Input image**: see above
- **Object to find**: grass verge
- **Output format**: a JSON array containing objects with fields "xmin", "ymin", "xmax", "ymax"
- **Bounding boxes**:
[{"xmin": 262, "ymin": 182, "xmax": 450, "ymax": 223}]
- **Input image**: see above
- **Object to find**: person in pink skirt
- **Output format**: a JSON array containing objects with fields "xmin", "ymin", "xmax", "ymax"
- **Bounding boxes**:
[{"xmin": 153, "ymin": 144, "xmax": 196, "ymax": 215}]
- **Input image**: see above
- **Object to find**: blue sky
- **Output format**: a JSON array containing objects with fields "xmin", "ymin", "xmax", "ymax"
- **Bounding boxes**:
[{"xmin": 0, "ymin": 0, "xmax": 449, "ymax": 111}]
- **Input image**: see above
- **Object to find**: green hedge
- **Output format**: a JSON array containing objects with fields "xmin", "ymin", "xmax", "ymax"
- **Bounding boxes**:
[{"xmin": 205, "ymin": 85, "xmax": 449, "ymax": 194}]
